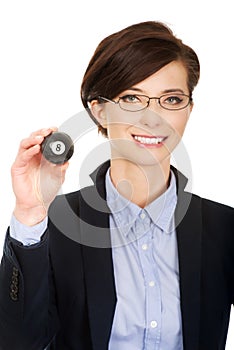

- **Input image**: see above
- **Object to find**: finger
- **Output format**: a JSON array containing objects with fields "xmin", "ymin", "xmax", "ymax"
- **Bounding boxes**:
[
  {"xmin": 19, "ymin": 135, "xmax": 44, "ymax": 151},
  {"xmin": 29, "ymin": 127, "xmax": 58, "ymax": 138},
  {"xmin": 60, "ymin": 161, "xmax": 70, "ymax": 173},
  {"xmin": 19, "ymin": 126, "xmax": 58, "ymax": 152},
  {"xmin": 41, "ymin": 158, "xmax": 70, "ymax": 172},
  {"xmin": 50, "ymin": 162, "xmax": 70, "ymax": 181},
  {"xmin": 12, "ymin": 144, "xmax": 41, "ymax": 169}
]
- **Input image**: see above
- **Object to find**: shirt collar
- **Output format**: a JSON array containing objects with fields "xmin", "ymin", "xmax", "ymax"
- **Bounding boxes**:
[
  {"xmin": 145, "ymin": 171, "xmax": 177, "ymax": 233},
  {"xmin": 106, "ymin": 168, "xmax": 177, "ymax": 236}
]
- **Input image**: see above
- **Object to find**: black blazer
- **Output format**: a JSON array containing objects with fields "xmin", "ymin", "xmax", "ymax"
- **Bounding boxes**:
[{"xmin": 0, "ymin": 161, "xmax": 234, "ymax": 350}]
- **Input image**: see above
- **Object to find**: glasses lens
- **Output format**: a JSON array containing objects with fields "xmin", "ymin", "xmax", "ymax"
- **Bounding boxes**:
[
  {"xmin": 160, "ymin": 94, "xmax": 190, "ymax": 110},
  {"xmin": 119, "ymin": 95, "xmax": 148, "ymax": 111}
]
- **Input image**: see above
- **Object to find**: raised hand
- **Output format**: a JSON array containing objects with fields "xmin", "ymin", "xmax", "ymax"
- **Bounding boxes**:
[{"xmin": 11, "ymin": 127, "xmax": 69, "ymax": 226}]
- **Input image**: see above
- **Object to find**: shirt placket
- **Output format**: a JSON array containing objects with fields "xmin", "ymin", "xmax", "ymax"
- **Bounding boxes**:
[{"xmin": 136, "ymin": 210, "xmax": 162, "ymax": 350}]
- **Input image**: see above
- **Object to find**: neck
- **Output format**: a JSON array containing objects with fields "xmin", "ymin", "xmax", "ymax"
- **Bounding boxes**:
[{"xmin": 109, "ymin": 159, "xmax": 171, "ymax": 208}]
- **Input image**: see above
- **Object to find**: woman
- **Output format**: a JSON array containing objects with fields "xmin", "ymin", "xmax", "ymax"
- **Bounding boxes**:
[{"xmin": 0, "ymin": 21, "xmax": 234, "ymax": 350}]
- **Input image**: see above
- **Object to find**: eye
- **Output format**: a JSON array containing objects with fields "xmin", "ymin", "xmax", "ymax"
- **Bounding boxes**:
[
  {"xmin": 120, "ymin": 95, "xmax": 142, "ymax": 103},
  {"xmin": 162, "ymin": 94, "xmax": 184, "ymax": 105}
]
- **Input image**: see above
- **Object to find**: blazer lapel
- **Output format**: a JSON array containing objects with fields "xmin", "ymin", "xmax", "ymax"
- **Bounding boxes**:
[
  {"xmin": 176, "ymin": 191, "xmax": 202, "ymax": 350},
  {"xmin": 82, "ymin": 243, "xmax": 117, "ymax": 350},
  {"xmin": 79, "ymin": 161, "xmax": 117, "ymax": 350}
]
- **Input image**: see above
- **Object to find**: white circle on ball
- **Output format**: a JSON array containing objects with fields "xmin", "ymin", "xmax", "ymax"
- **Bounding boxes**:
[{"xmin": 50, "ymin": 141, "xmax": 66, "ymax": 155}]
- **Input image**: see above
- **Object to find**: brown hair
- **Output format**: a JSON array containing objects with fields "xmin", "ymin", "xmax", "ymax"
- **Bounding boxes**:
[{"xmin": 81, "ymin": 21, "xmax": 200, "ymax": 137}]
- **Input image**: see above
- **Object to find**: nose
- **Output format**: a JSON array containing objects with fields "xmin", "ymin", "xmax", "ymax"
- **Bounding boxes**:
[{"xmin": 139, "ymin": 107, "xmax": 163, "ymax": 128}]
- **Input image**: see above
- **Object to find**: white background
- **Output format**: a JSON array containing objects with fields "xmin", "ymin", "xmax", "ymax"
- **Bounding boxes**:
[{"xmin": 0, "ymin": 0, "xmax": 233, "ymax": 347}]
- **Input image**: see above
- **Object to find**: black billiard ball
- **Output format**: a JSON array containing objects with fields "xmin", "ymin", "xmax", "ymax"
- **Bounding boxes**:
[{"xmin": 41, "ymin": 132, "xmax": 74, "ymax": 164}]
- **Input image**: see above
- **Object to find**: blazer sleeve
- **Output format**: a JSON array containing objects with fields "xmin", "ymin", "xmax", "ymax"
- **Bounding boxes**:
[
  {"xmin": 202, "ymin": 198, "xmax": 234, "ymax": 305},
  {"xmin": 0, "ymin": 229, "xmax": 59, "ymax": 350}
]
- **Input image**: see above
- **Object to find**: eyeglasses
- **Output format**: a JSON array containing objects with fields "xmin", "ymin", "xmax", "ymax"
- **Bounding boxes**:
[{"xmin": 98, "ymin": 93, "xmax": 192, "ymax": 112}]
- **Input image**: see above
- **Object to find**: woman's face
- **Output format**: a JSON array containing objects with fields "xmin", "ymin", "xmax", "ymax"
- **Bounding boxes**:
[{"xmin": 91, "ymin": 60, "xmax": 193, "ymax": 167}]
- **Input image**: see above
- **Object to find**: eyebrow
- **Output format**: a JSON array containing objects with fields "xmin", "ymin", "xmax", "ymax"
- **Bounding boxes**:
[{"xmin": 122, "ymin": 87, "xmax": 186, "ymax": 94}]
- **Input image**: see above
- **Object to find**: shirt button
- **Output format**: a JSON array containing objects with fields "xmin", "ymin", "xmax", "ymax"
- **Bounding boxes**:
[
  {"xmin": 142, "ymin": 244, "xmax": 148, "ymax": 251},
  {"xmin": 140, "ymin": 212, "xmax": 146, "ymax": 220},
  {"xmin": 150, "ymin": 321, "xmax": 158, "ymax": 328},
  {"xmin": 149, "ymin": 281, "xmax": 155, "ymax": 287}
]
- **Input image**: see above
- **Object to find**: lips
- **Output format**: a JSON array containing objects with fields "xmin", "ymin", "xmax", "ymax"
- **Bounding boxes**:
[{"xmin": 132, "ymin": 134, "xmax": 167, "ymax": 145}]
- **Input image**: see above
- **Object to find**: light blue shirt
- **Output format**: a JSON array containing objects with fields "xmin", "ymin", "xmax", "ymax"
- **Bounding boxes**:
[
  {"xmin": 10, "ymin": 169, "xmax": 183, "ymax": 349},
  {"xmin": 106, "ymin": 169, "xmax": 183, "ymax": 350},
  {"xmin": 10, "ymin": 215, "xmax": 48, "ymax": 246}
]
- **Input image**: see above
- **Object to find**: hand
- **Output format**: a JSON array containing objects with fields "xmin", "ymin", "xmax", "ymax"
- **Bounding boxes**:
[{"xmin": 11, "ymin": 127, "xmax": 69, "ymax": 226}]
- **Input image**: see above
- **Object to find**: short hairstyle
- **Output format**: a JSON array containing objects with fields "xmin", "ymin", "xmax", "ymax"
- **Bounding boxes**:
[{"xmin": 81, "ymin": 21, "xmax": 200, "ymax": 137}]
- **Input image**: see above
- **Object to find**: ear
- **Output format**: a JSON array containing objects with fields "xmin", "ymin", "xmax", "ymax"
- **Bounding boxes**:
[
  {"xmin": 189, "ymin": 100, "xmax": 194, "ymax": 113},
  {"xmin": 88, "ymin": 100, "xmax": 107, "ymax": 129}
]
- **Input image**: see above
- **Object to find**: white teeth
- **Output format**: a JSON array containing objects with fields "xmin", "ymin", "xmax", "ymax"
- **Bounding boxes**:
[{"xmin": 134, "ymin": 135, "xmax": 165, "ymax": 144}]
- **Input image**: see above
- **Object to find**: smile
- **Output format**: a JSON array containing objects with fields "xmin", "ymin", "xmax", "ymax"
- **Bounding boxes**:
[{"xmin": 133, "ymin": 135, "xmax": 167, "ymax": 145}]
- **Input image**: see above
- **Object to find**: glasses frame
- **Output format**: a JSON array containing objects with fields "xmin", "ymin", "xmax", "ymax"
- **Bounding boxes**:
[{"xmin": 98, "ymin": 93, "xmax": 193, "ymax": 112}]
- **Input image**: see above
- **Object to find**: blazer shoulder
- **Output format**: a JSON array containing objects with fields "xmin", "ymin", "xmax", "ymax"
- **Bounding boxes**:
[
  {"xmin": 51, "ymin": 186, "xmax": 92, "ymax": 211},
  {"xmin": 200, "ymin": 196, "xmax": 234, "ymax": 215},
  {"xmin": 195, "ymin": 195, "xmax": 234, "ymax": 229},
  {"xmin": 48, "ymin": 184, "xmax": 104, "ymax": 228}
]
